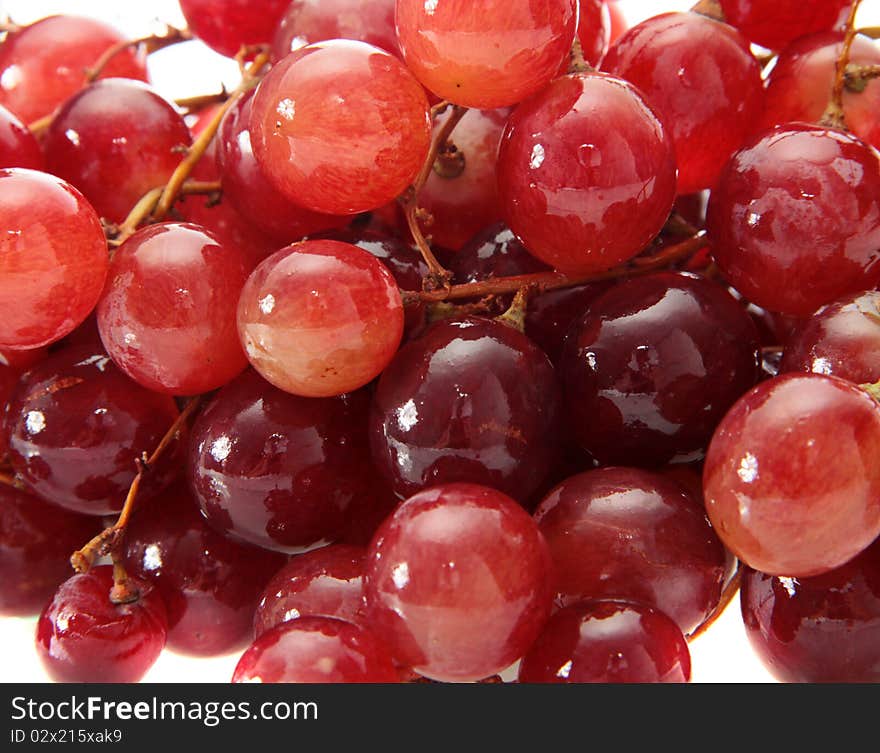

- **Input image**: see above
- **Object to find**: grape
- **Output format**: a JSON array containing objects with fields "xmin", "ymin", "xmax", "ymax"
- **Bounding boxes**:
[
  {"xmin": 760, "ymin": 32, "xmax": 880, "ymax": 152},
  {"xmin": 3, "ymin": 345, "xmax": 182, "ymax": 516},
  {"xmin": 718, "ymin": 0, "xmax": 852, "ymax": 52},
  {"xmin": 97, "ymin": 222, "xmax": 253, "ymax": 396},
  {"xmin": 123, "ymin": 484, "xmax": 286, "ymax": 656},
  {"xmin": 254, "ymin": 545, "xmax": 366, "ymax": 637},
  {"xmin": 0, "ymin": 104, "xmax": 43, "ymax": 169},
  {"xmin": 0, "ymin": 15, "xmax": 148, "ymax": 124},
  {"xmin": 395, "ymin": 0, "xmax": 578, "ymax": 108},
  {"xmin": 607, "ymin": 0, "xmax": 628, "ymax": 43},
  {"xmin": 370, "ymin": 317, "xmax": 562, "ymax": 502},
  {"xmin": 0, "ymin": 169, "xmax": 109, "ymax": 350},
  {"xmin": 518, "ymin": 600, "xmax": 691, "ymax": 683},
  {"xmin": 215, "ymin": 90, "xmax": 346, "ymax": 244},
  {"xmin": 533, "ymin": 467, "xmax": 727, "ymax": 634},
  {"xmin": 703, "ymin": 373, "xmax": 880, "ymax": 576},
  {"xmin": 43, "ymin": 79, "xmax": 191, "ymax": 224},
  {"xmin": 0, "ymin": 484, "xmax": 99, "ymax": 616},
  {"xmin": 496, "ymin": 73, "xmax": 677, "ymax": 275},
  {"xmin": 560, "ymin": 272, "xmax": 761, "ymax": 466},
  {"xmin": 780, "ymin": 291, "xmax": 880, "ymax": 385},
  {"xmin": 577, "ymin": 0, "xmax": 611, "ymax": 67},
  {"xmin": 237, "ymin": 240, "xmax": 404, "ymax": 398},
  {"xmin": 706, "ymin": 124, "xmax": 880, "ymax": 316},
  {"xmin": 417, "ymin": 108, "xmax": 508, "ymax": 252},
  {"xmin": 36, "ymin": 565, "xmax": 167, "ymax": 683},
  {"xmin": 363, "ymin": 483, "xmax": 554, "ymax": 682},
  {"xmin": 187, "ymin": 369, "xmax": 378, "ymax": 553},
  {"xmin": 271, "ymin": 0, "xmax": 398, "ymax": 60},
  {"xmin": 740, "ymin": 537, "xmax": 880, "ymax": 683},
  {"xmin": 524, "ymin": 283, "xmax": 610, "ymax": 365},
  {"xmin": 232, "ymin": 616, "xmax": 399, "ymax": 683},
  {"xmin": 249, "ymin": 40, "xmax": 431, "ymax": 215},
  {"xmin": 178, "ymin": 0, "xmax": 290, "ymax": 58},
  {"xmin": 603, "ymin": 12, "xmax": 764, "ymax": 195}
]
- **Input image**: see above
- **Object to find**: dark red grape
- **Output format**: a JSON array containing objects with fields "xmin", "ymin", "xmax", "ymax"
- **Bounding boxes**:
[
  {"xmin": 518, "ymin": 599, "xmax": 691, "ymax": 683},
  {"xmin": 533, "ymin": 467, "xmax": 727, "ymax": 634},
  {"xmin": 178, "ymin": 0, "xmax": 290, "ymax": 58},
  {"xmin": 450, "ymin": 223, "xmax": 551, "ymax": 283},
  {"xmin": 364, "ymin": 483, "xmax": 554, "ymax": 682},
  {"xmin": 36, "ymin": 565, "xmax": 167, "ymax": 683}
]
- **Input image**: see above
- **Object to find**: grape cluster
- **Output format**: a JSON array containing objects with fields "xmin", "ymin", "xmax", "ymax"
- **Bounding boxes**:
[{"xmin": 1, "ymin": 0, "xmax": 880, "ymax": 685}]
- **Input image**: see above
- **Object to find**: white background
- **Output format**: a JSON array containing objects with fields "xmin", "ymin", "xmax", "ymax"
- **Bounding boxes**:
[{"xmin": 1, "ymin": 0, "xmax": 878, "ymax": 684}]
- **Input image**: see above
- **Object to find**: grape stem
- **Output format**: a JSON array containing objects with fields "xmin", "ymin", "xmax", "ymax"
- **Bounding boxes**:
[
  {"xmin": 175, "ymin": 88, "xmax": 230, "ymax": 113},
  {"xmin": 690, "ymin": 0, "xmax": 724, "ymax": 22},
  {"xmin": 0, "ymin": 470, "xmax": 19, "ymax": 488},
  {"xmin": 688, "ymin": 560, "xmax": 742, "ymax": 642},
  {"xmin": 495, "ymin": 287, "xmax": 530, "ymax": 333},
  {"xmin": 859, "ymin": 26, "xmax": 880, "ymax": 40},
  {"xmin": 401, "ymin": 230, "xmax": 709, "ymax": 306},
  {"xmin": 567, "ymin": 37, "xmax": 590, "ymax": 74},
  {"xmin": 70, "ymin": 396, "xmax": 202, "ymax": 604},
  {"xmin": 844, "ymin": 63, "xmax": 880, "ymax": 92},
  {"xmin": 822, "ymin": 0, "xmax": 865, "ymax": 128},
  {"xmin": 85, "ymin": 25, "xmax": 193, "ymax": 83},
  {"xmin": 400, "ymin": 104, "xmax": 469, "ymax": 292}
]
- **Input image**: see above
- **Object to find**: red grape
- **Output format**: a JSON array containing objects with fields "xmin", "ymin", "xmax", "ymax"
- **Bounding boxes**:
[
  {"xmin": 450, "ymin": 223, "xmax": 551, "ymax": 287},
  {"xmin": 0, "ymin": 15, "xmax": 148, "ymax": 124},
  {"xmin": 233, "ymin": 616, "xmax": 399, "ymax": 683},
  {"xmin": 741, "ymin": 537, "xmax": 880, "ymax": 682},
  {"xmin": 0, "ymin": 484, "xmax": 99, "ymax": 616},
  {"xmin": 187, "ymin": 369, "xmax": 378, "ymax": 553},
  {"xmin": 43, "ymin": 79, "xmax": 191, "ymax": 224},
  {"xmin": 533, "ymin": 467, "xmax": 727, "ymax": 634},
  {"xmin": 178, "ymin": 0, "xmax": 290, "ymax": 58},
  {"xmin": 718, "ymin": 0, "xmax": 852, "ymax": 52},
  {"xmin": 237, "ymin": 240, "xmax": 404, "ymax": 398},
  {"xmin": 0, "ymin": 103, "xmax": 43, "ymax": 169},
  {"xmin": 496, "ymin": 72, "xmax": 677, "ymax": 274},
  {"xmin": 4, "ymin": 345, "xmax": 182, "ymax": 516},
  {"xmin": 249, "ymin": 40, "xmax": 431, "ymax": 215},
  {"xmin": 123, "ymin": 484, "xmax": 285, "ymax": 656},
  {"xmin": 364, "ymin": 483, "xmax": 554, "ymax": 682},
  {"xmin": 254, "ymin": 545, "xmax": 366, "ymax": 637},
  {"xmin": 395, "ymin": 0, "xmax": 578, "ymax": 108},
  {"xmin": 0, "ymin": 169, "xmax": 108, "ymax": 350},
  {"xmin": 36, "ymin": 565, "xmax": 167, "ymax": 683},
  {"xmin": 607, "ymin": 0, "xmax": 628, "ymax": 43},
  {"xmin": 518, "ymin": 600, "xmax": 691, "ymax": 683},
  {"xmin": 577, "ymin": 0, "xmax": 611, "ymax": 67},
  {"xmin": 97, "ymin": 222, "xmax": 253, "ymax": 396},
  {"xmin": 603, "ymin": 12, "xmax": 764, "ymax": 195},
  {"xmin": 524, "ymin": 283, "xmax": 610, "ymax": 365},
  {"xmin": 706, "ymin": 124, "xmax": 880, "ymax": 316},
  {"xmin": 703, "ymin": 373, "xmax": 880, "ymax": 576}
]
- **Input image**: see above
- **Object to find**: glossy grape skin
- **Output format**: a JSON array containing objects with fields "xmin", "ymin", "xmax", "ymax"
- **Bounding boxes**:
[
  {"xmin": 97, "ymin": 222, "xmax": 253, "ymax": 396},
  {"xmin": 706, "ymin": 124, "xmax": 880, "ymax": 317},
  {"xmin": 496, "ymin": 73, "xmax": 677, "ymax": 275},
  {"xmin": 395, "ymin": 0, "xmax": 578, "ymax": 109},
  {"xmin": 364, "ymin": 483, "xmax": 554, "ymax": 682},
  {"xmin": 718, "ymin": 0, "xmax": 852, "ymax": 52},
  {"xmin": 740, "ymin": 538, "xmax": 880, "ymax": 683},
  {"xmin": 187, "ymin": 369, "xmax": 377, "ymax": 553},
  {"xmin": 370, "ymin": 317, "xmax": 562, "ymax": 503},
  {"xmin": 607, "ymin": 0, "xmax": 627, "ymax": 43},
  {"xmin": 534, "ymin": 467, "xmax": 727, "ymax": 635},
  {"xmin": 450, "ymin": 223, "xmax": 550, "ymax": 283},
  {"xmin": 760, "ymin": 33, "xmax": 880, "ymax": 152},
  {"xmin": 780, "ymin": 291, "xmax": 880, "ymax": 385},
  {"xmin": 0, "ymin": 104, "xmax": 43, "ymax": 169},
  {"xmin": 418, "ymin": 108, "xmax": 508, "ymax": 252},
  {"xmin": 0, "ymin": 484, "xmax": 99, "ymax": 616},
  {"xmin": 179, "ymin": 0, "xmax": 290, "ymax": 58},
  {"xmin": 560, "ymin": 272, "xmax": 761, "ymax": 466},
  {"xmin": 123, "ymin": 484, "xmax": 286, "ymax": 656},
  {"xmin": 524, "ymin": 284, "xmax": 610, "ymax": 366},
  {"xmin": 254, "ymin": 545, "xmax": 366, "ymax": 637},
  {"xmin": 0, "ymin": 169, "xmax": 109, "ymax": 351},
  {"xmin": 518, "ymin": 600, "xmax": 691, "ymax": 683},
  {"xmin": 703, "ymin": 373, "xmax": 880, "ymax": 577},
  {"xmin": 250, "ymin": 40, "xmax": 431, "ymax": 215},
  {"xmin": 43, "ymin": 79, "xmax": 191, "ymax": 224},
  {"xmin": 577, "ymin": 0, "xmax": 611, "ymax": 67},
  {"xmin": 216, "ymin": 91, "xmax": 346, "ymax": 244},
  {"xmin": 0, "ymin": 15, "xmax": 148, "ymax": 124},
  {"xmin": 233, "ymin": 616, "xmax": 399, "ymax": 683},
  {"xmin": 272, "ymin": 0, "xmax": 398, "ymax": 60},
  {"xmin": 36, "ymin": 565, "xmax": 167, "ymax": 683},
  {"xmin": 237, "ymin": 240, "xmax": 404, "ymax": 398},
  {"xmin": 4, "ymin": 346, "xmax": 181, "ymax": 516},
  {"xmin": 603, "ymin": 13, "xmax": 764, "ymax": 195}
]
